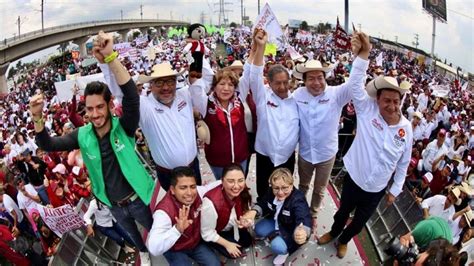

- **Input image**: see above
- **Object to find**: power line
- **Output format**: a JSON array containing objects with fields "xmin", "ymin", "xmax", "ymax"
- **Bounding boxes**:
[{"xmin": 447, "ymin": 9, "xmax": 474, "ymax": 20}]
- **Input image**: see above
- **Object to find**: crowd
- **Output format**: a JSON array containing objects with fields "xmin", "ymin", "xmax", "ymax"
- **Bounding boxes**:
[{"xmin": 0, "ymin": 22, "xmax": 472, "ymax": 266}]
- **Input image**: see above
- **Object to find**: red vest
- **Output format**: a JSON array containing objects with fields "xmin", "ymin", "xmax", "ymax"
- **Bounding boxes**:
[
  {"xmin": 204, "ymin": 185, "xmax": 243, "ymax": 232},
  {"xmin": 204, "ymin": 95, "xmax": 249, "ymax": 167},
  {"xmin": 191, "ymin": 41, "xmax": 204, "ymax": 53},
  {"xmin": 154, "ymin": 191, "xmax": 202, "ymax": 251}
]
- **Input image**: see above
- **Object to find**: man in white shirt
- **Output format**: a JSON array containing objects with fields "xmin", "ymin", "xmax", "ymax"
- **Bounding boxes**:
[
  {"xmin": 421, "ymin": 187, "xmax": 461, "ymax": 222},
  {"xmin": 411, "ymin": 111, "xmax": 424, "ymax": 141},
  {"xmin": 102, "ymin": 62, "xmax": 208, "ymax": 190},
  {"xmin": 147, "ymin": 167, "xmax": 220, "ymax": 266},
  {"xmin": 421, "ymin": 130, "xmax": 448, "ymax": 173},
  {"xmin": 0, "ymin": 188, "xmax": 29, "ymax": 237},
  {"xmin": 249, "ymin": 29, "xmax": 299, "ymax": 198},
  {"xmin": 416, "ymin": 87, "xmax": 429, "ymax": 112},
  {"xmin": 15, "ymin": 178, "xmax": 41, "ymax": 215},
  {"xmin": 292, "ymin": 55, "xmax": 368, "ymax": 223},
  {"xmin": 318, "ymin": 31, "xmax": 413, "ymax": 259}
]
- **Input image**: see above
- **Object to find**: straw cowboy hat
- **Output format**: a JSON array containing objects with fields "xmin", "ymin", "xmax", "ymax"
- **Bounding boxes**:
[
  {"xmin": 366, "ymin": 75, "xmax": 411, "ymax": 98},
  {"xmin": 463, "ymin": 210, "xmax": 473, "ymax": 228},
  {"xmin": 223, "ymin": 60, "xmax": 244, "ymax": 71},
  {"xmin": 196, "ymin": 120, "xmax": 210, "ymax": 145},
  {"xmin": 293, "ymin": 59, "xmax": 333, "ymax": 80},
  {"xmin": 138, "ymin": 62, "xmax": 181, "ymax": 83}
]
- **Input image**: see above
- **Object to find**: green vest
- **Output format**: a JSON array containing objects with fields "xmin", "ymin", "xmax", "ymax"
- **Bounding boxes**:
[{"xmin": 78, "ymin": 117, "xmax": 155, "ymax": 207}]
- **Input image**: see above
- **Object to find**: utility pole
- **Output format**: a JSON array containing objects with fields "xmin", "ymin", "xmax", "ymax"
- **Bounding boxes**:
[
  {"xmin": 41, "ymin": 0, "xmax": 44, "ymax": 32},
  {"xmin": 258, "ymin": 0, "xmax": 260, "ymax": 14},
  {"xmin": 395, "ymin": 35, "xmax": 398, "ymax": 43},
  {"xmin": 121, "ymin": 10, "xmax": 123, "ymax": 21},
  {"xmin": 344, "ymin": 0, "xmax": 349, "ymax": 32},
  {"xmin": 431, "ymin": 15, "xmax": 436, "ymax": 57},
  {"xmin": 413, "ymin": 33, "xmax": 419, "ymax": 49},
  {"xmin": 16, "ymin": 16, "xmax": 21, "ymax": 37},
  {"xmin": 241, "ymin": 0, "xmax": 243, "ymax": 25},
  {"xmin": 140, "ymin": 4, "xmax": 143, "ymax": 20},
  {"xmin": 214, "ymin": 0, "xmax": 232, "ymax": 26}
]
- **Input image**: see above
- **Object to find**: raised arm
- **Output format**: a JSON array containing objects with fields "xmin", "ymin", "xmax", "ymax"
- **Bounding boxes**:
[
  {"xmin": 348, "ymin": 31, "xmax": 372, "ymax": 113},
  {"xmin": 93, "ymin": 31, "xmax": 139, "ymax": 137},
  {"xmin": 249, "ymin": 29, "xmax": 268, "ymax": 104}
]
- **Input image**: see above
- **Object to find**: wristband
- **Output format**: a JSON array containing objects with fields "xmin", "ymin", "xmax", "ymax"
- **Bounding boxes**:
[{"xmin": 104, "ymin": 51, "xmax": 118, "ymax": 64}]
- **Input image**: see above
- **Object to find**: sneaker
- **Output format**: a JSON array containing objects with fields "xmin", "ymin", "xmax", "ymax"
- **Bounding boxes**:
[
  {"xmin": 337, "ymin": 243, "xmax": 348, "ymax": 258},
  {"xmin": 122, "ymin": 245, "xmax": 135, "ymax": 253},
  {"xmin": 317, "ymin": 232, "xmax": 333, "ymax": 245},
  {"xmin": 139, "ymin": 251, "xmax": 151, "ymax": 266},
  {"xmin": 272, "ymin": 253, "xmax": 289, "ymax": 265}
]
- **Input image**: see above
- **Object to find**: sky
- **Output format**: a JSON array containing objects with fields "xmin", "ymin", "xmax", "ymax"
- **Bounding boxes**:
[{"xmin": 1, "ymin": 0, "xmax": 473, "ymax": 73}]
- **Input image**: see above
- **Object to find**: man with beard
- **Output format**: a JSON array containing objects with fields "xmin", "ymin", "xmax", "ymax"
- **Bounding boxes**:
[{"xmin": 30, "ymin": 31, "xmax": 154, "ymax": 265}]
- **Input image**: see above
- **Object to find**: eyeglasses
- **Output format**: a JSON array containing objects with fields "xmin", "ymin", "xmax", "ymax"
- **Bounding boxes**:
[
  {"xmin": 153, "ymin": 79, "xmax": 176, "ymax": 88},
  {"xmin": 272, "ymin": 186, "xmax": 291, "ymax": 193}
]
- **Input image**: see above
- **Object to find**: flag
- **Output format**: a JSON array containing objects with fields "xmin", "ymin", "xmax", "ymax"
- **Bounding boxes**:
[
  {"xmin": 333, "ymin": 17, "xmax": 351, "ymax": 50},
  {"xmin": 253, "ymin": 3, "xmax": 286, "ymax": 50},
  {"xmin": 264, "ymin": 43, "xmax": 277, "ymax": 56},
  {"xmin": 375, "ymin": 52, "xmax": 384, "ymax": 66},
  {"xmin": 287, "ymin": 46, "xmax": 302, "ymax": 60}
]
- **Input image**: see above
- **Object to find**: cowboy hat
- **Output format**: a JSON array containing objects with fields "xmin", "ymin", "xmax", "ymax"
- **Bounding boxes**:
[
  {"xmin": 196, "ymin": 120, "xmax": 210, "ymax": 145},
  {"xmin": 366, "ymin": 76, "xmax": 410, "ymax": 98},
  {"xmin": 450, "ymin": 187, "xmax": 462, "ymax": 206},
  {"xmin": 463, "ymin": 210, "xmax": 473, "ymax": 228},
  {"xmin": 293, "ymin": 60, "xmax": 332, "ymax": 80},
  {"xmin": 223, "ymin": 60, "xmax": 244, "ymax": 71},
  {"xmin": 138, "ymin": 62, "xmax": 180, "ymax": 83},
  {"xmin": 458, "ymin": 181, "xmax": 473, "ymax": 196}
]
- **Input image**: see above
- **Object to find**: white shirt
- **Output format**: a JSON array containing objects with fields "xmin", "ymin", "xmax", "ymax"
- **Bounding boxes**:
[
  {"xmin": 421, "ymin": 195, "xmax": 455, "ymax": 222},
  {"xmin": 17, "ymin": 184, "xmax": 39, "ymax": 213},
  {"xmin": 293, "ymin": 57, "xmax": 367, "ymax": 164},
  {"xmin": 449, "ymin": 215, "xmax": 463, "ymax": 244},
  {"xmin": 422, "ymin": 140, "xmax": 447, "ymax": 172},
  {"xmin": 83, "ymin": 199, "xmax": 115, "ymax": 227},
  {"xmin": 416, "ymin": 93, "xmax": 429, "ymax": 112},
  {"xmin": 412, "ymin": 123, "xmax": 424, "ymax": 141},
  {"xmin": 201, "ymin": 196, "xmax": 238, "ymax": 243},
  {"xmin": 2, "ymin": 194, "xmax": 24, "ymax": 223},
  {"xmin": 147, "ymin": 181, "xmax": 221, "ymax": 256},
  {"xmin": 249, "ymin": 64, "xmax": 299, "ymax": 166},
  {"xmin": 273, "ymin": 198, "xmax": 284, "ymax": 231},
  {"xmin": 343, "ymin": 57, "xmax": 413, "ymax": 197}
]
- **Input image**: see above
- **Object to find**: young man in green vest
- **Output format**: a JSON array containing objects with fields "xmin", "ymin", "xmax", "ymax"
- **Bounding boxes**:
[{"xmin": 30, "ymin": 31, "xmax": 155, "ymax": 266}]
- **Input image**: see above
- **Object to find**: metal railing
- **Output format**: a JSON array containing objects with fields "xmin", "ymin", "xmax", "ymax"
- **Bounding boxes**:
[{"xmin": 1, "ymin": 19, "xmax": 188, "ymax": 48}]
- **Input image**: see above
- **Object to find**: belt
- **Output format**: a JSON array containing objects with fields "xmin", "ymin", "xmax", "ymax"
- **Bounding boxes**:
[{"xmin": 112, "ymin": 193, "xmax": 138, "ymax": 207}]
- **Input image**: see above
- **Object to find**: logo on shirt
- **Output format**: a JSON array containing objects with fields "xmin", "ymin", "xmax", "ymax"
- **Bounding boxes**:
[
  {"xmin": 393, "ymin": 134, "xmax": 406, "ymax": 148},
  {"xmin": 318, "ymin": 98, "xmax": 330, "ymax": 104},
  {"xmin": 267, "ymin": 101, "xmax": 279, "ymax": 108},
  {"xmin": 398, "ymin": 128, "xmax": 406, "ymax": 138},
  {"xmin": 371, "ymin": 119, "xmax": 383, "ymax": 131},
  {"xmin": 114, "ymin": 138, "xmax": 125, "ymax": 152},
  {"xmin": 177, "ymin": 100, "xmax": 187, "ymax": 112},
  {"xmin": 154, "ymin": 107, "xmax": 164, "ymax": 113},
  {"xmin": 282, "ymin": 210, "xmax": 291, "ymax": 216},
  {"xmin": 85, "ymin": 152, "xmax": 97, "ymax": 160},
  {"xmin": 208, "ymin": 108, "xmax": 216, "ymax": 115}
]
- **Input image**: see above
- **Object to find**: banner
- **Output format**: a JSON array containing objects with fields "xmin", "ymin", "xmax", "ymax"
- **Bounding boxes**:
[
  {"xmin": 113, "ymin": 42, "xmax": 132, "ymax": 58},
  {"xmin": 333, "ymin": 17, "xmax": 351, "ymax": 50},
  {"xmin": 38, "ymin": 204, "xmax": 84, "ymax": 238},
  {"xmin": 253, "ymin": 3, "xmax": 286, "ymax": 50},
  {"xmin": 295, "ymin": 30, "xmax": 313, "ymax": 42},
  {"xmin": 55, "ymin": 73, "xmax": 105, "ymax": 102},
  {"xmin": 287, "ymin": 46, "xmax": 303, "ymax": 60}
]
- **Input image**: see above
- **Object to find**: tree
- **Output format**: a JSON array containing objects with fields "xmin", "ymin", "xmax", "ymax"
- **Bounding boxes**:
[
  {"xmin": 132, "ymin": 31, "xmax": 141, "ymax": 39},
  {"xmin": 229, "ymin": 22, "xmax": 237, "ymax": 28},
  {"xmin": 16, "ymin": 60, "xmax": 22, "ymax": 69},
  {"xmin": 57, "ymin": 41, "xmax": 69, "ymax": 53},
  {"xmin": 300, "ymin": 21, "xmax": 309, "ymax": 31}
]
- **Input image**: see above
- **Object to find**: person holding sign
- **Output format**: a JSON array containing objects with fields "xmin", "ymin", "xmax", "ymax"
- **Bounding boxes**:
[
  {"xmin": 317, "ymin": 30, "xmax": 413, "ymax": 259},
  {"xmin": 241, "ymin": 168, "xmax": 311, "ymax": 265},
  {"xmin": 30, "ymin": 31, "xmax": 154, "ymax": 266}
]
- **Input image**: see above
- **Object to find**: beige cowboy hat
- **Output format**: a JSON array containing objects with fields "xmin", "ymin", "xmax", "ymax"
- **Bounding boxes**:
[
  {"xmin": 463, "ymin": 210, "xmax": 473, "ymax": 228},
  {"xmin": 366, "ymin": 75, "xmax": 411, "ymax": 98},
  {"xmin": 450, "ymin": 187, "xmax": 462, "ymax": 206},
  {"xmin": 223, "ymin": 60, "xmax": 244, "ymax": 71},
  {"xmin": 196, "ymin": 120, "xmax": 211, "ymax": 145},
  {"xmin": 138, "ymin": 62, "xmax": 180, "ymax": 83},
  {"xmin": 293, "ymin": 60, "xmax": 333, "ymax": 80},
  {"xmin": 458, "ymin": 181, "xmax": 473, "ymax": 196}
]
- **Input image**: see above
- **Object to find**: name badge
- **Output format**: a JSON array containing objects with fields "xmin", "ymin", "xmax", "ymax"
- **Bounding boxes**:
[
  {"xmin": 267, "ymin": 202, "xmax": 273, "ymax": 210},
  {"xmin": 282, "ymin": 210, "xmax": 291, "ymax": 216}
]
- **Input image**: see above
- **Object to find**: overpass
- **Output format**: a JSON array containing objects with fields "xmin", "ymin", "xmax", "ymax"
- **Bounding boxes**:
[{"xmin": 0, "ymin": 19, "xmax": 189, "ymax": 94}]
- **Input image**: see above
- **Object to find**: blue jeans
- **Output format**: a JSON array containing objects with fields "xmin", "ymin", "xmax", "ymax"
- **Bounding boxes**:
[
  {"xmin": 163, "ymin": 242, "xmax": 220, "ymax": 266},
  {"xmin": 96, "ymin": 221, "xmax": 135, "ymax": 248},
  {"xmin": 157, "ymin": 157, "xmax": 202, "ymax": 190},
  {"xmin": 35, "ymin": 184, "xmax": 50, "ymax": 205},
  {"xmin": 210, "ymin": 160, "xmax": 247, "ymax": 180},
  {"xmin": 109, "ymin": 198, "xmax": 153, "ymax": 252},
  {"xmin": 255, "ymin": 218, "xmax": 288, "ymax": 255}
]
